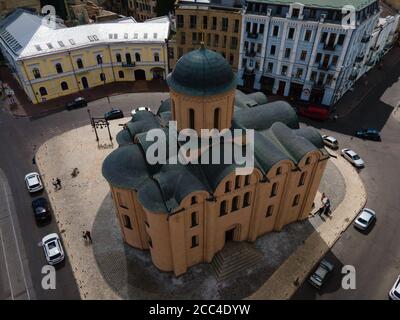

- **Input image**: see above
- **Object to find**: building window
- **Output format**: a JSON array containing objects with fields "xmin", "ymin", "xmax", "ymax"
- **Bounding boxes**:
[
  {"xmin": 331, "ymin": 55, "xmax": 339, "ymax": 66},
  {"xmin": 39, "ymin": 87, "xmax": 47, "ymax": 96},
  {"xmin": 191, "ymin": 235, "xmax": 199, "ymax": 248},
  {"xmin": 100, "ymin": 73, "xmax": 106, "ymax": 81},
  {"xmin": 61, "ymin": 81, "xmax": 68, "ymax": 91},
  {"xmin": 306, "ymin": 157, "xmax": 311, "ymax": 165},
  {"xmin": 273, "ymin": 25, "xmax": 279, "ymax": 37},
  {"xmin": 267, "ymin": 62, "xmax": 273, "ymax": 72},
  {"xmin": 304, "ymin": 30, "xmax": 312, "ymax": 41},
  {"xmin": 243, "ymin": 192, "xmax": 250, "ymax": 208},
  {"xmin": 271, "ymin": 183, "xmax": 278, "ymax": 197},
  {"xmin": 220, "ymin": 200, "xmax": 227, "ymax": 216},
  {"xmin": 259, "ymin": 24, "xmax": 264, "ymax": 34},
  {"xmin": 231, "ymin": 37, "xmax": 238, "ymax": 50},
  {"xmin": 189, "ymin": 108, "xmax": 195, "ymax": 129},
  {"xmin": 203, "ymin": 16, "xmax": 208, "ymax": 29},
  {"xmin": 276, "ymin": 167, "xmax": 282, "ymax": 175},
  {"xmin": 96, "ymin": 54, "xmax": 103, "ymax": 64},
  {"xmin": 281, "ymin": 65, "xmax": 288, "ymax": 76},
  {"xmin": 77, "ymin": 58, "xmax": 84, "ymax": 69},
  {"xmin": 180, "ymin": 32, "xmax": 186, "ymax": 45},
  {"xmin": 234, "ymin": 19, "xmax": 239, "ymax": 33},
  {"xmin": 212, "ymin": 17, "xmax": 217, "ymax": 30},
  {"xmin": 55, "ymin": 63, "xmax": 63, "ymax": 73},
  {"xmin": 213, "ymin": 108, "xmax": 220, "ymax": 129},
  {"xmin": 315, "ymin": 53, "xmax": 322, "ymax": 64},
  {"xmin": 135, "ymin": 52, "xmax": 141, "ymax": 62},
  {"xmin": 148, "ymin": 238, "xmax": 153, "ymax": 248},
  {"xmin": 32, "ymin": 68, "xmax": 41, "ymax": 79},
  {"xmin": 177, "ymin": 15, "xmax": 184, "ymax": 28},
  {"xmin": 123, "ymin": 215, "xmax": 132, "ymax": 229},
  {"xmin": 310, "ymin": 71, "xmax": 317, "ymax": 82},
  {"xmin": 321, "ymin": 32, "xmax": 328, "ymax": 43},
  {"xmin": 296, "ymin": 68, "xmax": 304, "ymax": 79},
  {"xmin": 119, "ymin": 70, "xmax": 124, "ymax": 78},
  {"xmin": 293, "ymin": 194, "xmax": 300, "ymax": 207},
  {"xmin": 338, "ymin": 34, "xmax": 346, "ymax": 45},
  {"xmin": 235, "ymin": 176, "xmax": 241, "ymax": 189},
  {"xmin": 299, "ymin": 172, "xmax": 306, "ymax": 186},
  {"xmin": 232, "ymin": 196, "xmax": 239, "ymax": 212},
  {"xmin": 300, "ymin": 50, "xmax": 307, "ymax": 61},
  {"xmin": 284, "ymin": 48, "xmax": 291, "ymax": 58},
  {"xmin": 244, "ymin": 175, "xmax": 251, "ymax": 186},
  {"xmin": 116, "ymin": 53, "xmax": 121, "ymax": 62},
  {"xmin": 191, "ymin": 212, "xmax": 198, "ymax": 227},
  {"xmin": 191, "ymin": 196, "xmax": 197, "ymax": 205},
  {"xmin": 270, "ymin": 45, "xmax": 276, "ymax": 55},
  {"xmin": 190, "ymin": 15, "xmax": 197, "ymax": 29},
  {"xmin": 154, "ymin": 52, "xmax": 160, "ymax": 62},
  {"xmin": 288, "ymin": 27, "xmax": 295, "ymax": 39},
  {"xmin": 221, "ymin": 18, "xmax": 228, "ymax": 32},
  {"xmin": 225, "ymin": 181, "xmax": 230, "ymax": 193},
  {"xmin": 266, "ymin": 205, "xmax": 274, "ymax": 217}
]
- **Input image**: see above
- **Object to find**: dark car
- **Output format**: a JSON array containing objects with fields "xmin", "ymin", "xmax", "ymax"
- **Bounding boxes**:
[
  {"xmin": 65, "ymin": 97, "xmax": 87, "ymax": 110},
  {"xmin": 104, "ymin": 108, "xmax": 124, "ymax": 120},
  {"xmin": 32, "ymin": 197, "xmax": 51, "ymax": 222},
  {"xmin": 355, "ymin": 128, "xmax": 381, "ymax": 141}
]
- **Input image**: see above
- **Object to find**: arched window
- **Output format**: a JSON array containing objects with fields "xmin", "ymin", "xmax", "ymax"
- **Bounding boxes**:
[
  {"xmin": 232, "ymin": 196, "xmax": 239, "ymax": 212},
  {"xmin": 116, "ymin": 53, "xmax": 121, "ymax": 62},
  {"xmin": 76, "ymin": 58, "xmax": 84, "ymax": 69},
  {"xmin": 191, "ymin": 235, "xmax": 199, "ymax": 248},
  {"xmin": 100, "ymin": 73, "xmax": 106, "ymax": 81},
  {"xmin": 32, "ymin": 68, "xmax": 41, "ymax": 79},
  {"xmin": 191, "ymin": 196, "xmax": 197, "ymax": 205},
  {"xmin": 243, "ymin": 192, "xmax": 250, "ymax": 207},
  {"xmin": 292, "ymin": 194, "xmax": 300, "ymax": 207},
  {"xmin": 244, "ymin": 175, "xmax": 251, "ymax": 186},
  {"xmin": 135, "ymin": 52, "xmax": 141, "ymax": 62},
  {"xmin": 220, "ymin": 200, "xmax": 227, "ymax": 216},
  {"xmin": 61, "ymin": 81, "xmax": 68, "ymax": 91},
  {"xmin": 118, "ymin": 70, "xmax": 125, "ymax": 78},
  {"xmin": 270, "ymin": 182, "xmax": 278, "ymax": 197},
  {"xmin": 235, "ymin": 176, "xmax": 241, "ymax": 189},
  {"xmin": 225, "ymin": 181, "xmax": 230, "ymax": 193},
  {"xmin": 154, "ymin": 52, "xmax": 160, "ymax": 62},
  {"xmin": 266, "ymin": 205, "xmax": 274, "ymax": 217},
  {"xmin": 39, "ymin": 87, "xmax": 47, "ymax": 96},
  {"xmin": 298, "ymin": 172, "xmax": 306, "ymax": 186},
  {"xmin": 191, "ymin": 212, "xmax": 198, "ymax": 227},
  {"xmin": 55, "ymin": 63, "xmax": 63, "ymax": 73},
  {"xmin": 276, "ymin": 167, "xmax": 282, "ymax": 175},
  {"xmin": 125, "ymin": 53, "xmax": 132, "ymax": 64},
  {"xmin": 123, "ymin": 215, "xmax": 132, "ymax": 229},
  {"xmin": 213, "ymin": 108, "xmax": 220, "ymax": 129},
  {"xmin": 189, "ymin": 108, "xmax": 195, "ymax": 129},
  {"xmin": 96, "ymin": 54, "xmax": 103, "ymax": 64},
  {"xmin": 305, "ymin": 157, "xmax": 311, "ymax": 165}
]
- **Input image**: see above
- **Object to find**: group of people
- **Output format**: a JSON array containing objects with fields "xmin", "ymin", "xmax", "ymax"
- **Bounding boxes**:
[
  {"xmin": 52, "ymin": 178, "xmax": 62, "ymax": 190},
  {"xmin": 317, "ymin": 192, "xmax": 331, "ymax": 218}
]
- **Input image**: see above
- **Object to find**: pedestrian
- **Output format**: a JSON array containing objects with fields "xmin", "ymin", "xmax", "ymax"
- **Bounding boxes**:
[
  {"xmin": 321, "ymin": 193, "xmax": 326, "ymax": 203},
  {"xmin": 85, "ymin": 230, "xmax": 92, "ymax": 244},
  {"xmin": 52, "ymin": 178, "xmax": 58, "ymax": 191},
  {"xmin": 56, "ymin": 177, "xmax": 61, "ymax": 190},
  {"xmin": 82, "ymin": 231, "xmax": 87, "ymax": 241}
]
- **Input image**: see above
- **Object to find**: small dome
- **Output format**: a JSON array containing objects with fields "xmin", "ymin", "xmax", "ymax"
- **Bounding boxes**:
[{"xmin": 167, "ymin": 45, "xmax": 237, "ymax": 97}]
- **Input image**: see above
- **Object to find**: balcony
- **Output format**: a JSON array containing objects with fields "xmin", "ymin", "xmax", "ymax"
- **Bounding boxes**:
[
  {"xmin": 245, "ymin": 50, "xmax": 257, "ymax": 57},
  {"xmin": 247, "ymin": 32, "xmax": 258, "ymax": 39},
  {"xmin": 323, "ymin": 43, "xmax": 336, "ymax": 51},
  {"xmin": 355, "ymin": 55, "xmax": 365, "ymax": 63},
  {"xmin": 122, "ymin": 62, "xmax": 136, "ymax": 68},
  {"xmin": 361, "ymin": 35, "xmax": 371, "ymax": 43}
]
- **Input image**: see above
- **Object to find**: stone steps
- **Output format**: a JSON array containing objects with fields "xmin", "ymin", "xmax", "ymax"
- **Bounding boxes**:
[{"xmin": 211, "ymin": 242, "xmax": 263, "ymax": 282}]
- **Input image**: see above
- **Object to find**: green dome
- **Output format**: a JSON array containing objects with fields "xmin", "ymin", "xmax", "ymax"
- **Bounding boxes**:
[{"xmin": 167, "ymin": 46, "xmax": 237, "ymax": 97}]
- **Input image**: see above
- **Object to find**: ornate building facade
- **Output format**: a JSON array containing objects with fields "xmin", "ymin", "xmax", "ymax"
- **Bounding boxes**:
[{"xmin": 102, "ymin": 46, "xmax": 329, "ymax": 276}]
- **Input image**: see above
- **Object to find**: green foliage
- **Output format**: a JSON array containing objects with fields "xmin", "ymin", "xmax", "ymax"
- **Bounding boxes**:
[{"xmin": 155, "ymin": 0, "xmax": 176, "ymax": 16}]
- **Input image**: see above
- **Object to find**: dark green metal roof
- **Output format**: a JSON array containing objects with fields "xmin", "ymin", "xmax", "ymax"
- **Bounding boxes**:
[{"xmin": 166, "ymin": 46, "xmax": 237, "ymax": 97}]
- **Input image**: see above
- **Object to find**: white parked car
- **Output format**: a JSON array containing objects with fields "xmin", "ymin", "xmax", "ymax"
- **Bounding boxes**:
[
  {"xmin": 131, "ymin": 106, "xmax": 150, "ymax": 116},
  {"xmin": 341, "ymin": 149, "xmax": 365, "ymax": 168},
  {"xmin": 389, "ymin": 275, "xmax": 400, "ymax": 300},
  {"xmin": 354, "ymin": 208, "xmax": 376, "ymax": 231},
  {"xmin": 42, "ymin": 233, "xmax": 65, "ymax": 265},
  {"xmin": 322, "ymin": 135, "xmax": 339, "ymax": 149},
  {"xmin": 24, "ymin": 172, "xmax": 43, "ymax": 193}
]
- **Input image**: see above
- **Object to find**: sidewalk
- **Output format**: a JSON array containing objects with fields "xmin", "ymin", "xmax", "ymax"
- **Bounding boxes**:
[
  {"xmin": 0, "ymin": 65, "xmax": 169, "ymax": 118},
  {"xmin": 246, "ymin": 154, "xmax": 366, "ymax": 300}
]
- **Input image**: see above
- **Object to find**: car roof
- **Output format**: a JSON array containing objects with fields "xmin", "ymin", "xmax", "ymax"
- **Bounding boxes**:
[
  {"xmin": 32, "ymin": 197, "xmax": 47, "ymax": 205},
  {"xmin": 345, "ymin": 149, "xmax": 357, "ymax": 156},
  {"xmin": 42, "ymin": 233, "xmax": 59, "ymax": 243}
]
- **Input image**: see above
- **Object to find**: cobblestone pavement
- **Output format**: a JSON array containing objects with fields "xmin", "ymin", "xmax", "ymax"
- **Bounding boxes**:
[{"xmin": 36, "ymin": 116, "xmax": 353, "ymax": 299}]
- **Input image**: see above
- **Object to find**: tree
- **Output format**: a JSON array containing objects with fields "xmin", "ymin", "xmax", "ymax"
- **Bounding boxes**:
[{"xmin": 155, "ymin": 0, "xmax": 175, "ymax": 16}]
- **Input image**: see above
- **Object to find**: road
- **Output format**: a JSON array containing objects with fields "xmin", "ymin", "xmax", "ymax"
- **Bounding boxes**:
[
  {"xmin": 0, "ymin": 92, "xmax": 167, "ymax": 299},
  {"xmin": 293, "ymin": 53, "xmax": 400, "ymax": 299}
]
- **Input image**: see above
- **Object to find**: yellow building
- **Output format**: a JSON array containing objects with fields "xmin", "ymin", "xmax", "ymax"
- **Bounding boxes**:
[
  {"xmin": 0, "ymin": 9, "xmax": 170, "ymax": 104},
  {"xmin": 174, "ymin": 0, "xmax": 243, "ymax": 71},
  {"xmin": 102, "ymin": 46, "xmax": 329, "ymax": 277}
]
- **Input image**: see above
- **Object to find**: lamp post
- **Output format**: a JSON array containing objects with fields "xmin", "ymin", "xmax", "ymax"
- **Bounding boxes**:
[{"xmin": 99, "ymin": 54, "xmax": 110, "ymax": 105}]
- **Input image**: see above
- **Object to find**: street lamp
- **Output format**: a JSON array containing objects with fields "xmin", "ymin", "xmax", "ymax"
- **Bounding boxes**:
[{"xmin": 99, "ymin": 54, "xmax": 111, "ymax": 105}]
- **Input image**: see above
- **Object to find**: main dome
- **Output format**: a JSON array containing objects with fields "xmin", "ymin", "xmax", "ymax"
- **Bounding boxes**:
[{"xmin": 167, "ymin": 46, "xmax": 237, "ymax": 97}]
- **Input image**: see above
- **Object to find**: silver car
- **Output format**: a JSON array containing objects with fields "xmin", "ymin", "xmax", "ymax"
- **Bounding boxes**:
[
  {"xmin": 389, "ymin": 275, "xmax": 400, "ymax": 300},
  {"xmin": 308, "ymin": 259, "xmax": 335, "ymax": 289},
  {"xmin": 341, "ymin": 148, "xmax": 365, "ymax": 168},
  {"xmin": 24, "ymin": 172, "xmax": 43, "ymax": 193},
  {"xmin": 354, "ymin": 208, "xmax": 376, "ymax": 231},
  {"xmin": 42, "ymin": 233, "xmax": 65, "ymax": 265},
  {"xmin": 322, "ymin": 135, "xmax": 339, "ymax": 149}
]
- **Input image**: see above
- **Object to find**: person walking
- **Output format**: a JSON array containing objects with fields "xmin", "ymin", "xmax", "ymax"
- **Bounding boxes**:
[
  {"xmin": 82, "ymin": 231, "xmax": 87, "ymax": 241},
  {"xmin": 85, "ymin": 230, "xmax": 92, "ymax": 244},
  {"xmin": 52, "ymin": 178, "xmax": 58, "ymax": 191},
  {"xmin": 56, "ymin": 178, "xmax": 61, "ymax": 190}
]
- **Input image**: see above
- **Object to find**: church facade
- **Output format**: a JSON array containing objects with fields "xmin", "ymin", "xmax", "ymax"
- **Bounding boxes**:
[{"xmin": 102, "ymin": 46, "xmax": 329, "ymax": 276}]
